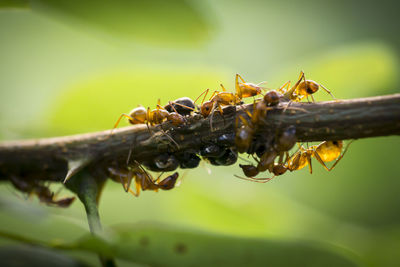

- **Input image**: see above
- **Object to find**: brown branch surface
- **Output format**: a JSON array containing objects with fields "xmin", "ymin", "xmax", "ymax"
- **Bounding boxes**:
[{"xmin": 1, "ymin": 94, "xmax": 400, "ymax": 183}]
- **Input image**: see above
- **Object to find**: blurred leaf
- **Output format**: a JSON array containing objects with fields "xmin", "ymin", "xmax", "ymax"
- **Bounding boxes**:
[
  {"xmin": 0, "ymin": 0, "xmax": 29, "ymax": 8},
  {"xmin": 108, "ymin": 224, "xmax": 360, "ymax": 266},
  {"xmin": 0, "ymin": 245, "xmax": 88, "ymax": 267},
  {"xmin": 0, "ymin": 220, "xmax": 361, "ymax": 266},
  {"xmin": 31, "ymin": 0, "xmax": 212, "ymax": 46},
  {"xmin": 46, "ymin": 69, "xmax": 227, "ymax": 135}
]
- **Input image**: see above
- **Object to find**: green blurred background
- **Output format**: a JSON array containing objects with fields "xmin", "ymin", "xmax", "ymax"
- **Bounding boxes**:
[{"xmin": 0, "ymin": 0, "xmax": 400, "ymax": 266}]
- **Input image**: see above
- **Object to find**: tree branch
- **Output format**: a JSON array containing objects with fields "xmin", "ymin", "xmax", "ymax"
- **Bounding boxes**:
[{"xmin": 0, "ymin": 94, "xmax": 399, "ymax": 183}]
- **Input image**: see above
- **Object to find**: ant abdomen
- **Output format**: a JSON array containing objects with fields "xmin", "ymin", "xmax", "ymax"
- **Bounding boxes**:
[
  {"xmin": 157, "ymin": 172, "xmax": 179, "ymax": 190},
  {"xmin": 298, "ymin": 80, "xmax": 319, "ymax": 95},
  {"xmin": 128, "ymin": 106, "xmax": 147, "ymax": 124}
]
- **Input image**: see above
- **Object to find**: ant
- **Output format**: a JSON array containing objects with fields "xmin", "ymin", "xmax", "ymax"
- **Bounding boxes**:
[
  {"xmin": 107, "ymin": 161, "xmax": 179, "ymax": 197},
  {"xmin": 112, "ymin": 99, "xmax": 187, "ymax": 131},
  {"xmin": 235, "ymin": 152, "xmax": 288, "ymax": 183},
  {"xmin": 282, "ymin": 71, "xmax": 335, "ymax": 102},
  {"xmin": 235, "ymin": 100, "xmax": 275, "ymax": 153},
  {"xmin": 235, "ymin": 125, "xmax": 297, "ymax": 182},
  {"xmin": 9, "ymin": 176, "xmax": 75, "ymax": 208},
  {"xmin": 196, "ymin": 73, "xmax": 266, "ymax": 118},
  {"xmin": 235, "ymin": 73, "xmax": 266, "ymax": 99},
  {"xmin": 286, "ymin": 140, "xmax": 353, "ymax": 173}
]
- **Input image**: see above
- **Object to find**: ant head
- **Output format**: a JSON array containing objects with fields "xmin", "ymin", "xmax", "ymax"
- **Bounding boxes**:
[
  {"xmin": 239, "ymin": 164, "xmax": 258, "ymax": 177},
  {"xmin": 264, "ymin": 90, "xmax": 280, "ymax": 106},
  {"xmin": 201, "ymin": 101, "xmax": 213, "ymax": 117}
]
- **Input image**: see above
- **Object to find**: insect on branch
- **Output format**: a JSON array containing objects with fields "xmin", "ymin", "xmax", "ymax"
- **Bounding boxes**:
[{"xmin": 0, "ymin": 93, "xmax": 399, "ymax": 185}]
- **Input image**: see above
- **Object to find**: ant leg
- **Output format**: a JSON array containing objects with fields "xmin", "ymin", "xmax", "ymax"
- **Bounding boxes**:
[
  {"xmin": 238, "ymin": 114, "xmax": 251, "ymax": 126},
  {"xmin": 235, "ymin": 74, "xmax": 247, "ymax": 98},
  {"xmin": 320, "ymin": 84, "xmax": 336, "ymax": 100},
  {"xmin": 313, "ymin": 151, "xmax": 331, "ymax": 172},
  {"xmin": 127, "ymin": 178, "xmax": 140, "ymax": 197},
  {"xmin": 236, "ymin": 73, "xmax": 247, "ymax": 83},
  {"xmin": 208, "ymin": 90, "xmax": 219, "ymax": 101},
  {"xmin": 220, "ymin": 84, "xmax": 227, "ymax": 92},
  {"xmin": 256, "ymin": 81, "xmax": 267, "ymax": 86},
  {"xmin": 209, "ymin": 102, "xmax": 218, "ymax": 131},
  {"xmin": 168, "ymin": 101, "xmax": 196, "ymax": 112},
  {"xmin": 146, "ymin": 107, "xmax": 153, "ymax": 132},
  {"xmin": 161, "ymin": 129, "xmax": 180, "ymax": 149},
  {"xmin": 234, "ymin": 174, "xmax": 275, "ymax": 183},
  {"xmin": 278, "ymin": 80, "xmax": 291, "ymax": 94},
  {"xmin": 285, "ymin": 71, "xmax": 305, "ymax": 100},
  {"xmin": 314, "ymin": 140, "xmax": 353, "ymax": 171},
  {"xmin": 307, "ymin": 154, "xmax": 313, "ymax": 174},
  {"xmin": 107, "ymin": 114, "xmax": 136, "ymax": 138},
  {"xmin": 326, "ymin": 140, "xmax": 353, "ymax": 171},
  {"xmin": 194, "ymin": 88, "xmax": 209, "ymax": 105}
]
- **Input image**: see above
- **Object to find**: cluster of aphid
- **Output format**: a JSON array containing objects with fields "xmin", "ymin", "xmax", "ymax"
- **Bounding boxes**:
[{"xmin": 106, "ymin": 71, "xmax": 352, "ymax": 198}]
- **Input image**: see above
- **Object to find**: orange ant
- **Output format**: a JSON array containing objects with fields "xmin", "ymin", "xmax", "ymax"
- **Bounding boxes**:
[
  {"xmin": 235, "ymin": 73, "xmax": 266, "ymax": 99},
  {"xmin": 107, "ymin": 161, "xmax": 179, "ymax": 197},
  {"xmin": 196, "ymin": 73, "xmax": 267, "ymax": 117},
  {"xmin": 9, "ymin": 176, "xmax": 75, "ymax": 207},
  {"xmin": 281, "ymin": 71, "xmax": 335, "ymax": 102},
  {"xmin": 112, "ymin": 99, "xmax": 188, "ymax": 131},
  {"xmin": 286, "ymin": 140, "xmax": 353, "ymax": 173}
]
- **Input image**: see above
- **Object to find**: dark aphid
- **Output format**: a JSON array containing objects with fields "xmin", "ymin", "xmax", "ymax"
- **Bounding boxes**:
[
  {"xmin": 235, "ymin": 124, "xmax": 254, "ymax": 153},
  {"xmin": 200, "ymin": 144, "xmax": 225, "ymax": 158},
  {"xmin": 164, "ymin": 97, "xmax": 196, "ymax": 116},
  {"xmin": 214, "ymin": 148, "xmax": 238, "ymax": 166},
  {"xmin": 177, "ymin": 152, "xmax": 201, "ymax": 169},
  {"xmin": 143, "ymin": 154, "xmax": 179, "ymax": 172},
  {"xmin": 275, "ymin": 125, "xmax": 297, "ymax": 152},
  {"xmin": 217, "ymin": 133, "xmax": 235, "ymax": 147}
]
